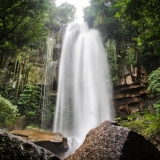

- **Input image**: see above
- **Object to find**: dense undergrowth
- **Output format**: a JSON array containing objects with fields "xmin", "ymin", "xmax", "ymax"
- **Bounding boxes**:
[
  {"xmin": 0, "ymin": 84, "xmax": 56, "ymax": 130},
  {"xmin": 0, "ymin": 95, "xmax": 18, "ymax": 129},
  {"xmin": 117, "ymin": 110, "xmax": 160, "ymax": 140}
]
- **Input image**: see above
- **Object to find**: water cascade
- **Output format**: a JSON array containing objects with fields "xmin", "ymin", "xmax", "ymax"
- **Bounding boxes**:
[
  {"xmin": 41, "ymin": 36, "xmax": 55, "ymax": 130},
  {"xmin": 54, "ymin": 22, "xmax": 113, "ymax": 153}
]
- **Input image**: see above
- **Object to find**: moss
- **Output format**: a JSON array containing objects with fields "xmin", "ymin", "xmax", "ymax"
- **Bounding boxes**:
[
  {"xmin": 25, "ymin": 124, "xmax": 40, "ymax": 131},
  {"xmin": 118, "ymin": 110, "xmax": 160, "ymax": 139}
]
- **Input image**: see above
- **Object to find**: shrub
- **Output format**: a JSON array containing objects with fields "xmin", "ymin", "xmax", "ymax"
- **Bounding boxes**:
[
  {"xmin": 0, "ymin": 95, "xmax": 19, "ymax": 129},
  {"xmin": 18, "ymin": 84, "xmax": 41, "ymax": 126},
  {"xmin": 148, "ymin": 68, "xmax": 160, "ymax": 118},
  {"xmin": 119, "ymin": 110, "xmax": 160, "ymax": 139}
]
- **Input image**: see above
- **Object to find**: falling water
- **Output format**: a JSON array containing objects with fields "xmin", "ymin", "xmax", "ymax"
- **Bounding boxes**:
[
  {"xmin": 41, "ymin": 36, "xmax": 55, "ymax": 130},
  {"xmin": 53, "ymin": 22, "xmax": 113, "ymax": 153}
]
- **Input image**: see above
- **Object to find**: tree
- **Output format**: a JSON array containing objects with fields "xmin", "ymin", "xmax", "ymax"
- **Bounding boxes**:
[
  {"xmin": 115, "ymin": 0, "xmax": 160, "ymax": 71},
  {"xmin": 0, "ymin": 0, "xmax": 76, "ymax": 68},
  {"xmin": 0, "ymin": 0, "xmax": 50, "ymax": 68},
  {"xmin": 84, "ymin": 0, "xmax": 138, "ymax": 56},
  {"xmin": 0, "ymin": 0, "xmax": 47, "ymax": 42},
  {"xmin": 53, "ymin": 2, "xmax": 76, "ymax": 25},
  {"xmin": 83, "ymin": 6, "xmax": 95, "ymax": 28},
  {"xmin": 83, "ymin": 0, "xmax": 139, "ymax": 83},
  {"xmin": 117, "ymin": 0, "xmax": 160, "ymax": 52}
]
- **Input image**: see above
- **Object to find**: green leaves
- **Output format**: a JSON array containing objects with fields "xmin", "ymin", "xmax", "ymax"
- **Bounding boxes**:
[
  {"xmin": 18, "ymin": 84, "xmax": 41, "ymax": 125},
  {"xmin": 53, "ymin": 2, "xmax": 76, "ymax": 24},
  {"xmin": 85, "ymin": 0, "xmax": 160, "ymax": 84},
  {"xmin": 148, "ymin": 68, "xmax": 160, "ymax": 118},
  {"xmin": 0, "ymin": 0, "xmax": 46, "ymax": 40},
  {"xmin": 0, "ymin": 95, "xmax": 18, "ymax": 128},
  {"xmin": 106, "ymin": 39, "xmax": 118, "ymax": 85},
  {"xmin": 154, "ymin": 100, "xmax": 160, "ymax": 118},
  {"xmin": 119, "ymin": 110, "xmax": 160, "ymax": 139},
  {"xmin": 116, "ymin": 0, "xmax": 160, "ymax": 54},
  {"xmin": 147, "ymin": 68, "xmax": 160, "ymax": 95}
]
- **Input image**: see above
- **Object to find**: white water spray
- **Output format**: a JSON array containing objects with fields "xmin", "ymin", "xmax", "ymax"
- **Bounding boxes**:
[
  {"xmin": 54, "ymin": 22, "xmax": 113, "ymax": 153},
  {"xmin": 41, "ymin": 36, "xmax": 55, "ymax": 130}
]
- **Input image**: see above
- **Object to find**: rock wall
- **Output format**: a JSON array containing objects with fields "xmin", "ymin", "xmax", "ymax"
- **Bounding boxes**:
[{"xmin": 114, "ymin": 65, "xmax": 149, "ymax": 116}]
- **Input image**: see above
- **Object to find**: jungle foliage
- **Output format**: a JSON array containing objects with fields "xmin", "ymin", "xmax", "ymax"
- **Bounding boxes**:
[
  {"xmin": 18, "ymin": 85, "xmax": 41, "ymax": 126},
  {"xmin": 0, "ymin": 0, "xmax": 76, "ymax": 129},
  {"xmin": 0, "ymin": 0, "xmax": 76, "ymax": 68},
  {"xmin": 84, "ymin": 0, "xmax": 160, "ymax": 78},
  {"xmin": 0, "ymin": 95, "xmax": 18, "ymax": 129},
  {"xmin": 148, "ymin": 68, "xmax": 160, "ymax": 118},
  {"xmin": 118, "ymin": 110, "xmax": 160, "ymax": 141}
]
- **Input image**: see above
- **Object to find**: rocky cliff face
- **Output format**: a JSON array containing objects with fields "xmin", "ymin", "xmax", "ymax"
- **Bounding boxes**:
[{"xmin": 114, "ymin": 65, "xmax": 149, "ymax": 116}]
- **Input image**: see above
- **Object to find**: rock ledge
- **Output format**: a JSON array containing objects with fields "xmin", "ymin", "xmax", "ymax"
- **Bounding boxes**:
[{"xmin": 0, "ymin": 129, "xmax": 61, "ymax": 160}]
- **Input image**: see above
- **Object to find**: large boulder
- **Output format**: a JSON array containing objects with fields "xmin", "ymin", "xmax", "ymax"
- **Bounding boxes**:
[
  {"xmin": 0, "ymin": 129, "xmax": 61, "ymax": 160},
  {"xmin": 65, "ymin": 121, "xmax": 160, "ymax": 160}
]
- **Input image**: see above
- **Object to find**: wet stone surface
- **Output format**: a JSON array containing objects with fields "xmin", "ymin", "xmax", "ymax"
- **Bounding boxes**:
[
  {"xmin": 65, "ymin": 121, "xmax": 160, "ymax": 160},
  {"xmin": 0, "ymin": 129, "xmax": 61, "ymax": 160}
]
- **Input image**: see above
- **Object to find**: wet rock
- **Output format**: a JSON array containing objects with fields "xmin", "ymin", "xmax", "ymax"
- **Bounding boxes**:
[
  {"xmin": 0, "ymin": 129, "xmax": 61, "ymax": 160},
  {"xmin": 10, "ymin": 130, "xmax": 68, "ymax": 155},
  {"xmin": 65, "ymin": 121, "xmax": 160, "ymax": 160},
  {"xmin": 14, "ymin": 116, "xmax": 26, "ymax": 130}
]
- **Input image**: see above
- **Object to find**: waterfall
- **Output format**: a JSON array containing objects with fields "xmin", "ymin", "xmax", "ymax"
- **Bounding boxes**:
[
  {"xmin": 53, "ymin": 22, "xmax": 113, "ymax": 153},
  {"xmin": 41, "ymin": 36, "xmax": 55, "ymax": 130}
]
